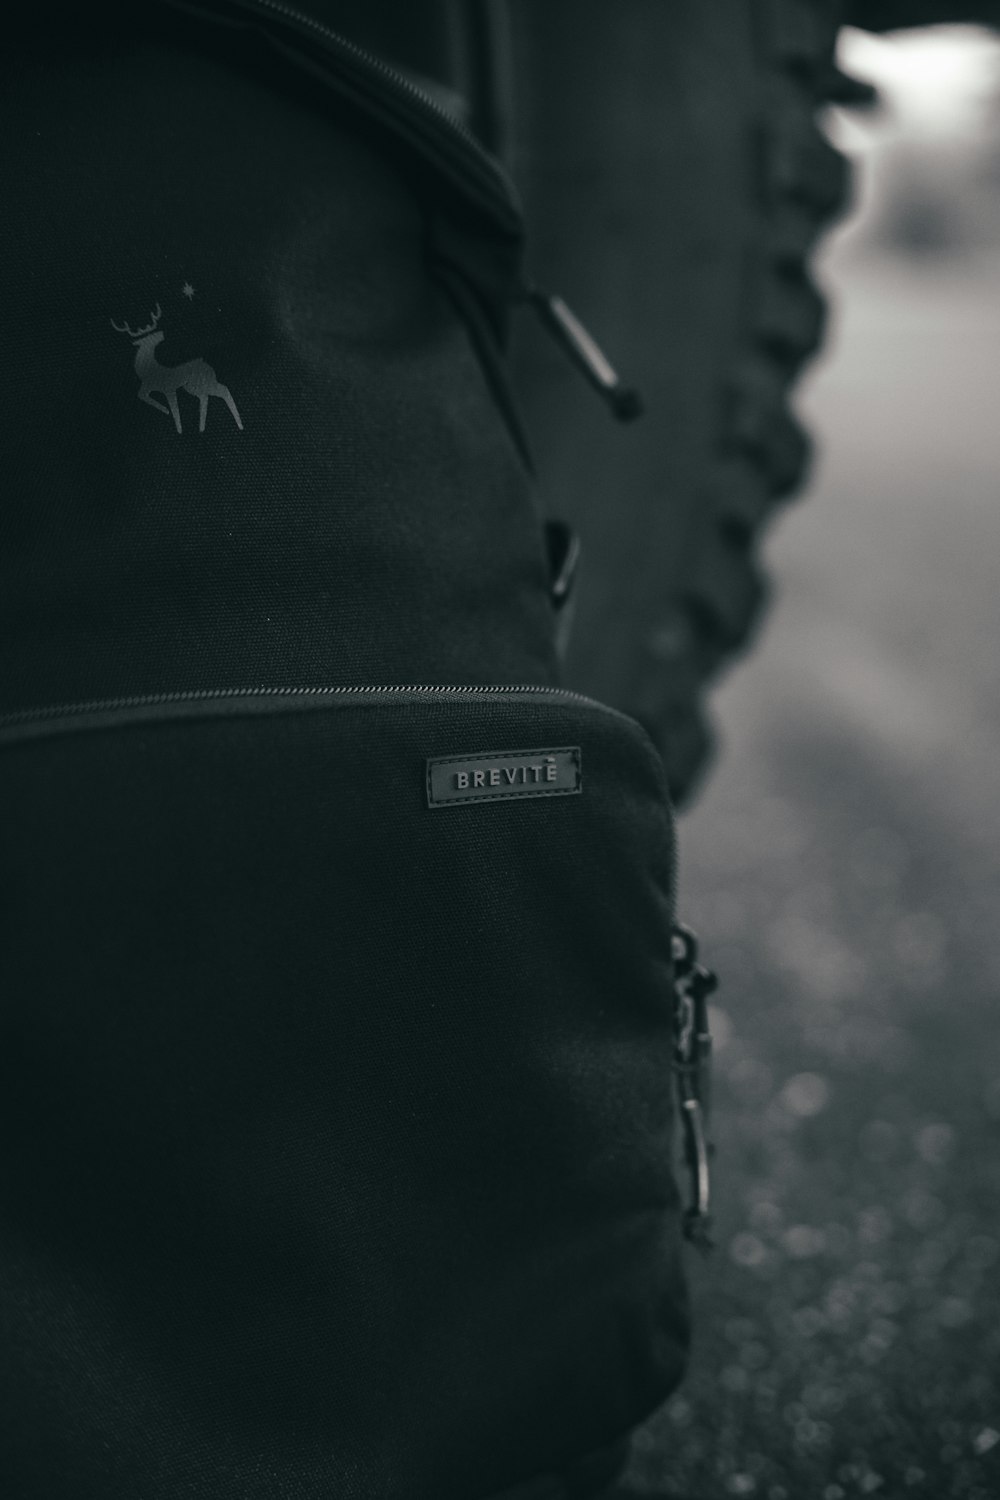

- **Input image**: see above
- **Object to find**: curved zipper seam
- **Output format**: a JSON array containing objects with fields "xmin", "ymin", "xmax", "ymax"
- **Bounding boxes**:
[
  {"xmin": 0, "ymin": 684, "xmax": 635, "ymax": 736},
  {"xmin": 157, "ymin": 0, "xmax": 521, "ymax": 232},
  {"xmin": 156, "ymin": 0, "xmax": 642, "ymax": 418},
  {"xmin": 244, "ymin": 0, "xmax": 510, "ymax": 167}
]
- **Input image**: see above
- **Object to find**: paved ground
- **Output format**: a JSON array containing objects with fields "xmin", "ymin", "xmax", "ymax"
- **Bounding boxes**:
[{"xmin": 621, "ymin": 237, "xmax": 1000, "ymax": 1497}]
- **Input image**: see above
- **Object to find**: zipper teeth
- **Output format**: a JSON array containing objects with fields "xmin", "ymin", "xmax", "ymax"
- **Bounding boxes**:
[
  {"xmin": 0, "ymin": 684, "xmax": 607, "ymax": 732},
  {"xmin": 215, "ymin": 0, "xmax": 518, "ymax": 212}
]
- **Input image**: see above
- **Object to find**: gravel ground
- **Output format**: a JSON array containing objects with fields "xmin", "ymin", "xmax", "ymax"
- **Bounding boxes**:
[{"xmin": 619, "ymin": 241, "xmax": 1000, "ymax": 1497}]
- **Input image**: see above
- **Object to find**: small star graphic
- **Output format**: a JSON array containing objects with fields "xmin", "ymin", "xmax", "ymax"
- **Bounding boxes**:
[{"xmin": 182, "ymin": 283, "xmax": 196, "ymax": 299}]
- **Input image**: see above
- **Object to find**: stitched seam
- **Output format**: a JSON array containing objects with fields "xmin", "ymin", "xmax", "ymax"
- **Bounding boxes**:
[{"xmin": 431, "ymin": 785, "xmax": 581, "ymax": 806}]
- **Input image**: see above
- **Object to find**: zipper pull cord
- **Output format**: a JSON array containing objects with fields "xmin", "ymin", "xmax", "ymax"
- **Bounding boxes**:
[{"xmin": 524, "ymin": 287, "xmax": 644, "ymax": 422}]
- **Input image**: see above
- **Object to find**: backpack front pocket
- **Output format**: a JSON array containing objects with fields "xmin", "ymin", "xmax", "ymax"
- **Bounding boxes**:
[{"xmin": 0, "ymin": 686, "xmax": 689, "ymax": 1500}]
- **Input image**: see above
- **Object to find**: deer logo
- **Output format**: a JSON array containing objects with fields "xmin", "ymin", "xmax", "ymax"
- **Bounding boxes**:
[{"xmin": 111, "ymin": 303, "xmax": 243, "ymax": 434}]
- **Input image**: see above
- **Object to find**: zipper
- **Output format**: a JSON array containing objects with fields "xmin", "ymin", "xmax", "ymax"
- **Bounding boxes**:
[
  {"xmin": 0, "ymin": 683, "xmax": 636, "ymax": 741},
  {"xmin": 159, "ymin": 0, "xmax": 643, "ymax": 420},
  {"xmin": 161, "ymin": 0, "xmax": 521, "ymax": 234}
]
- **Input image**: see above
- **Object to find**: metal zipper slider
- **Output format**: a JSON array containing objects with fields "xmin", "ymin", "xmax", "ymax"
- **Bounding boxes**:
[
  {"xmin": 525, "ymin": 287, "xmax": 644, "ymax": 422},
  {"xmin": 672, "ymin": 923, "xmax": 717, "ymax": 1252}
]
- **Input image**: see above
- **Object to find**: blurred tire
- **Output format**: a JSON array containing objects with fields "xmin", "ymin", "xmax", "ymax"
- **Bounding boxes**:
[{"xmin": 507, "ymin": 0, "xmax": 853, "ymax": 805}]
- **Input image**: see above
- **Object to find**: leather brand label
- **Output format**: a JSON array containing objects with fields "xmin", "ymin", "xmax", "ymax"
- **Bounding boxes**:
[{"xmin": 427, "ymin": 747, "xmax": 582, "ymax": 807}]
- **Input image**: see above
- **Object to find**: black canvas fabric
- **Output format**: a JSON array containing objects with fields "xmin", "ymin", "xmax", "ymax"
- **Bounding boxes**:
[
  {"xmin": 0, "ymin": 8, "xmax": 691, "ymax": 1497},
  {"xmin": 1, "ymin": 7, "xmax": 552, "ymax": 710},
  {"xmin": 0, "ymin": 691, "xmax": 689, "ymax": 1499}
]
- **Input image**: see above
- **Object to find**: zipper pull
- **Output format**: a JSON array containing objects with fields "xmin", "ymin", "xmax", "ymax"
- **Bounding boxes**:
[
  {"xmin": 525, "ymin": 287, "xmax": 644, "ymax": 422},
  {"xmin": 672, "ymin": 923, "xmax": 717, "ymax": 1253}
]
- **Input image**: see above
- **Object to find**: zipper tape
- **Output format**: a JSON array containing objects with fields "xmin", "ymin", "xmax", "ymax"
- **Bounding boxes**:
[
  {"xmin": 0, "ymin": 684, "xmax": 638, "ymax": 747},
  {"xmin": 157, "ymin": 0, "xmax": 522, "ymax": 235}
]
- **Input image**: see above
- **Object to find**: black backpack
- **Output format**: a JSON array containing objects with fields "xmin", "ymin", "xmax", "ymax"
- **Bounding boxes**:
[{"xmin": 0, "ymin": 6, "xmax": 711, "ymax": 1496}]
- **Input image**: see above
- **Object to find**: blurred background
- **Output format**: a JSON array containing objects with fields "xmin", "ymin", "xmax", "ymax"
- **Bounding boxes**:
[{"xmin": 628, "ymin": 24, "xmax": 1000, "ymax": 1499}]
